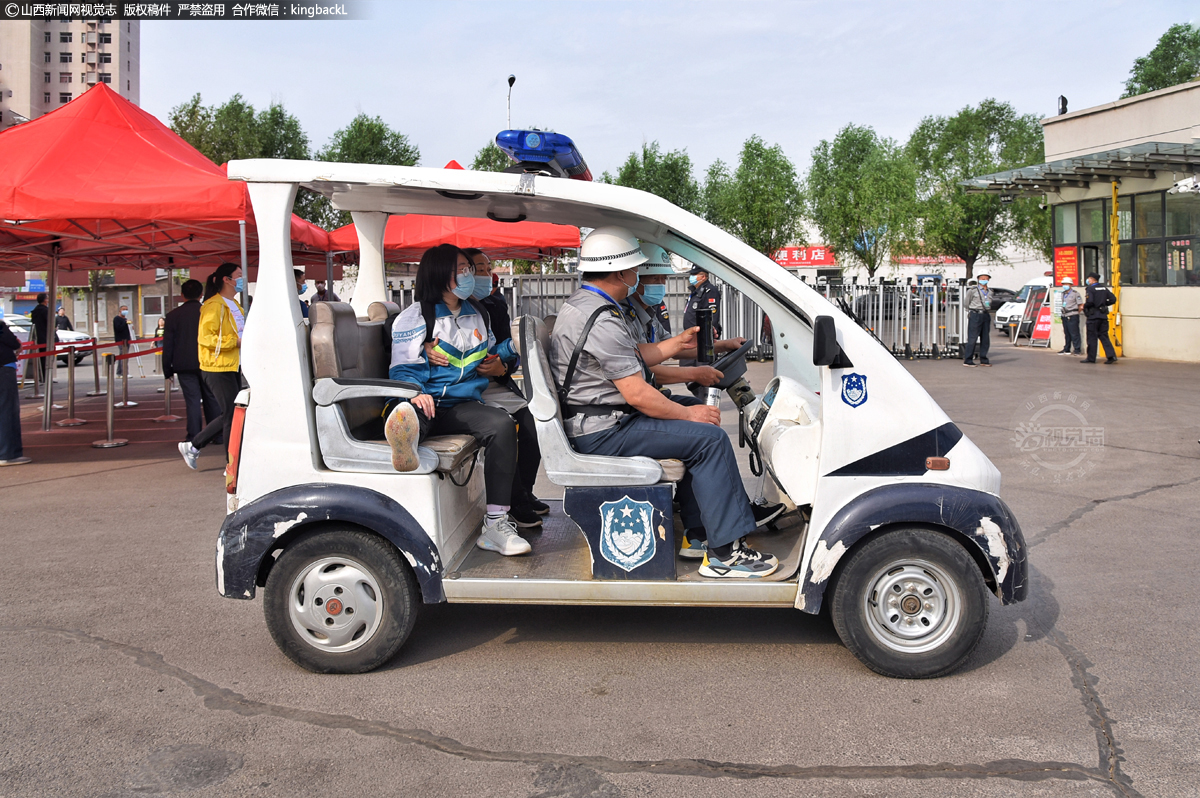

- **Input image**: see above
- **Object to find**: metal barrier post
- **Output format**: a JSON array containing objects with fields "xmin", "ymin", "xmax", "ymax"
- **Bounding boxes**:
[
  {"xmin": 152, "ymin": 375, "xmax": 181, "ymax": 423},
  {"xmin": 29, "ymin": 347, "xmax": 42, "ymax": 398},
  {"xmin": 41, "ymin": 344, "xmax": 55, "ymax": 430},
  {"xmin": 86, "ymin": 344, "xmax": 103, "ymax": 395},
  {"xmin": 92, "ymin": 354, "xmax": 128, "ymax": 448},
  {"xmin": 56, "ymin": 346, "xmax": 85, "ymax": 426},
  {"xmin": 115, "ymin": 350, "xmax": 138, "ymax": 408}
]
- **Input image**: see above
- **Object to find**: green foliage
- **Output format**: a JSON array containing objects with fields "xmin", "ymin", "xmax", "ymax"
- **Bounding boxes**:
[
  {"xmin": 610, "ymin": 142, "xmax": 700, "ymax": 213},
  {"xmin": 905, "ymin": 99, "xmax": 1044, "ymax": 276},
  {"xmin": 311, "ymin": 114, "xmax": 421, "ymax": 229},
  {"xmin": 806, "ymin": 125, "xmax": 916, "ymax": 277},
  {"xmin": 257, "ymin": 103, "xmax": 310, "ymax": 160},
  {"xmin": 1122, "ymin": 23, "xmax": 1200, "ymax": 98},
  {"xmin": 700, "ymin": 136, "xmax": 804, "ymax": 257},
  {"xmin": 471, "ymin": 141, "xmax": 512, "ymax": 172},
  {"xmin": 168, "ymin": 93, "xmax": 309, "ymax": 166}
]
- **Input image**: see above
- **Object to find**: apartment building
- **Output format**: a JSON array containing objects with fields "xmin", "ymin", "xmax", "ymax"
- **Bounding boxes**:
[{"xmin": 0, "ymin": 18, "xmax": 140, "ymax": 128}]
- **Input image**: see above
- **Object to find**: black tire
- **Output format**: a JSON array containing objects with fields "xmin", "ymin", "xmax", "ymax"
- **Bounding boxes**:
[
  {"xmin": 829, "ymin": 528, "xmax": 989, "ymax": 679},
  {"xmin": 264, "ymin": 528, "xmax": 419, "ymax": 674}
]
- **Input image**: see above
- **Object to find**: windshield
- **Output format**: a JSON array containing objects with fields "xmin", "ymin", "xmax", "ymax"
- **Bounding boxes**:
[{"xmin": 1014, "ymin": 285, "xmax": 1034, "ymax": 303}]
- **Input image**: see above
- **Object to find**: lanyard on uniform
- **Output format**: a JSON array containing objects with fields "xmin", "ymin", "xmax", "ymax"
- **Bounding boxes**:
[{"xmin": 581, "ymin": 285, "xmax": 621, "ymax": 307}]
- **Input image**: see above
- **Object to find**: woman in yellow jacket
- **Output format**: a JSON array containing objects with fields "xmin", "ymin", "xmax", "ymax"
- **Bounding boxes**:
[{"xmin": 179, "ymin": 262, "xmax": 244, "ymax": 470}]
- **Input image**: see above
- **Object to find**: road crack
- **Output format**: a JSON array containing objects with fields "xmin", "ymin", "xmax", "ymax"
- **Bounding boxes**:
[
  {"xmin": 1027, "ymin": 474, "xmax": 1200, "ymax": 548},
  {"xmin": 6, "ymin": 625, "xmax": 1116, "ymax": 789}
]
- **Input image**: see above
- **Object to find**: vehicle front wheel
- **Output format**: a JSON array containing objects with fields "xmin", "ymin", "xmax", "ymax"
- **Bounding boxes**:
[
  {"xmin": 829, "ymin": 528, "xmax": 989, "ymax": 679},
  {"xmin": 264, "ymin": 528, "xmax": 419, "ymax": 674}
]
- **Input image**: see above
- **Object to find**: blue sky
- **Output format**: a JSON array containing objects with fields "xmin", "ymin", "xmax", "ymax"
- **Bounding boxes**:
[{"xmin": 142, "ymin": 0, "xmax": 1197, "ymax": 175}]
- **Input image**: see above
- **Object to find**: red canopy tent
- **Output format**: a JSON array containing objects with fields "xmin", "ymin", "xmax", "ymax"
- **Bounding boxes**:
[{"xmin": 328, "ymin": 214, "xmax": 580, "ymax": 262}]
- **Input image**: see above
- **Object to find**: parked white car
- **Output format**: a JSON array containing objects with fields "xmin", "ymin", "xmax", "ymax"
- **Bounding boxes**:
[
  {"xmin": 994, "ymin": 276, "xmax": 1053, "ymax": 334},
  {"xmin": 1, "ymin": 313, "xmax": 94, "ymax": 364}
]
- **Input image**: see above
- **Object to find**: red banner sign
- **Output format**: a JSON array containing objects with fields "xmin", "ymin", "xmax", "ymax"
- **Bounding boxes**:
[
  {"xmin": 773, "ymin": 246, "xmax": 835, "ymax": 267},
  {"xmin": 1032, "ymin": 305, "xmax": 1053, "ymax": 341},
  {"xmin": 1053, "ymin": 246, "xmax": 1079, "ymax": 285}
]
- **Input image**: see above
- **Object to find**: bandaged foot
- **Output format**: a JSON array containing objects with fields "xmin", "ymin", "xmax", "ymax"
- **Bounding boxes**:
[{"xmin": 384, "ymin": 402, "xmax": 421, "ymax": 472}]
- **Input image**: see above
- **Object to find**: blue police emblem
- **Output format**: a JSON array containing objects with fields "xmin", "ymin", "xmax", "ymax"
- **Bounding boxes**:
[
  {"xmin": 841, "ymin": 373, "xmax": 868, "ymax": 408},
  {"xmin": 599, "ymin": 496, "xmax": 657, "ymax": 572}
]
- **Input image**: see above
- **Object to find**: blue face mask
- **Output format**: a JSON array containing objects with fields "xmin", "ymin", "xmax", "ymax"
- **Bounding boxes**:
[
  {"xmin": 471, "ymin": 275, "xmax": 492, "ymax": 300},
  {"xmin": 451, "ymin": 271, "xmax": 475, "ymax": 300},
  {"xmin": 642, "ymin": 283, "xmax": 667, "ymax": 305},
  {"xmin": 234, "ymin": 277, "xmax": 244, "ymax": 293},
  {"xmin": 299, "ymin": 283, "xmax": 308, "ymax": 296},
  {"xmin": 688, "ymin": 275, "xmax": 699, "ymax": 286}
]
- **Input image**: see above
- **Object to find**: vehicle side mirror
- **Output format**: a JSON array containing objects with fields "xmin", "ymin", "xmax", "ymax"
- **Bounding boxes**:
[{"xmin": 813, "ymin": 315, "xmax": 841, "ymax": 366}]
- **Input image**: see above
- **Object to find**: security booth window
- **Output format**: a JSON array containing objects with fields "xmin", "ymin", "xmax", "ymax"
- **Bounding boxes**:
[
  {"xmin": 1079, "ymin": 200, "xmax": 1106, "ymax": 243},
  {"xmin": 1053, "ymin": 205, "xmax": 1077, "ymax": 245},
  {"xmin": 1135, "ymin": 243, "xmax": 1165, "ymax": 285},
  {"xmin": 1135, "ymin": 193, "xmax": 1164, "ymax": 239},
  {"xmin": 1166, "ymin": 192, "xmax": 1200, "ymax": 285}
]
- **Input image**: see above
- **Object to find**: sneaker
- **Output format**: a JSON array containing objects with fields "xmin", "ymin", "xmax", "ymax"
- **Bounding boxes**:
[
  {"xmin": 529, "ymin": 498, "xmax": 551, "ymax": 516},
  {"xmin": 178, "ymin": 441, "xmax": 199, "ymax": 471},
  {"xmin": 0, "ymin": 456, "xmax": 32, "ymax": 467},
  {"xmin": 1057, "ymin": 350, "xmax": 1070, "ymax": 356},
  {"xmin": 752, "ymin": 501, "xmax": 786, "ymax": 528},
  {"xmin": 699, "ymin": 539, "xmax": 778, "ymax": 579},
  {"xmin": 477, "ymin": 515, "xmax": 531, "ymax": 556},
  {"xmin": 678, "ymin": 530, "xmax": 707, "ymax": 560},
  {"xmin": 384, "ymin": 402, "xmax": 421, "ymax": 472},
  {"xmin": 509, "ymin": 505, "xmax": 544, "ymax": 528},
  {"xmin": 980, "ymin": 362, "xmax": 992, "ymax": 367},
  {"xmin": 962, "ymin": 362, "xmax": 977, "ymax": 368}
]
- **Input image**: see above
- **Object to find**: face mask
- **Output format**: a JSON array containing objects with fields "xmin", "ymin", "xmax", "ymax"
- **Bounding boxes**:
[
  {"xmin": 642, "ymin": 284, "xmax": 667, "ymax": 305},
  {"xmin": 299, "ymin": 284, "xmax": 308, "ymax": 296},
  {"xmin": 121, "ymin": 310, "xmax": 128, "ymax": 317},
  {"xmin": 620, "ymin": 270, "xmax": 639, "ymax": 297},
  {"xmin": 471, "ymin": 276, "xmax": 492, "ymax": 300},
  {"xmin": 234, "ymin": 277, "xmax": 244, "ymax": 293},
  {"xmin": 688, "ymin": 275, "xmax": 699, "ymax": 286},
  {"xmin": 979, "ymin": 279, "xmax": 989, "ymax": 286},
  {"xmin": 451, "ymin": 272, "xmax": 475, "ymax": 300}
]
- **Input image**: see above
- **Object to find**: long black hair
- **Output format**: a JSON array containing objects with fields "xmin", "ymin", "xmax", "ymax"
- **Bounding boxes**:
[
  {"xmin": 414, "ymin": 244, "xmax": 467, "ymax": 304},
  {"xmin": 203, "ymin": 263, "xmax": 240, "ymax": 301}
]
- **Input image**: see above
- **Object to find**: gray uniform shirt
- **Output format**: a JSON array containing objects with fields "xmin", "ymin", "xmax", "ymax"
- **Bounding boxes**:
[
  {"xmin": 1061, "ymin": 287, "xmax": 1081, "ymax": 316},
  {"xmin": 550, "ymin": 287, "xmax": 644, "ymax": 438},
  {"xmin": 965, "ymin": 285, "xmax": 991, "ymax": 312}
]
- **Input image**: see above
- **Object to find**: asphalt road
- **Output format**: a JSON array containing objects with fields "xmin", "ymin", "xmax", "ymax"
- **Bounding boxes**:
[{"xmin": 2, "ymin": 344, "xmax": 1198, "ymax": 797}]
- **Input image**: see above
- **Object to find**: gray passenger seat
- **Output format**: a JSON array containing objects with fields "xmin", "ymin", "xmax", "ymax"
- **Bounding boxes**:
[{"xmin": 308, "ymin": 301, "xmax": 478, "ymax": 475}]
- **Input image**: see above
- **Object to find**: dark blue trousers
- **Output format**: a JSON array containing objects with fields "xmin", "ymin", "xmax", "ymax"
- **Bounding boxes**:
[
  {"xmin": 0, "ymin": 366, "xmax": 23, "ymax": 461},
  {"xmin": 1060, "ymin": 314, "xmax": 1082, "ymax": 354},
  {"xmin": 963, "ymin": 311, "xmax": 990, "ymax": 364},
  {"xmin": 175, "ymin": 370, "xmax": 219, "ymax": 442},
  {"xmin": 571, "ymin": 415, "xmax": 755, "ymax": 548}
]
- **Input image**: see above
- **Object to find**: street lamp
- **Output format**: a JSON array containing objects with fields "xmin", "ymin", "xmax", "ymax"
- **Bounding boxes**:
[{"xmin": 507, "ymin": 74, "xmax": 516, "ymax": 129}]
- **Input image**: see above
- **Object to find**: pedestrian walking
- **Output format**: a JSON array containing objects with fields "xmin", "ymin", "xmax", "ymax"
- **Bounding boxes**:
[
  {"xmin": 1058, "ymin": 277, "xmax": 1082, "ymax": 356},
  {"xmin": 55, "ymin": 307, "xmax": 74, "ymax": 332},
  {"xmin": 113, "ymin": 305, "xmax": 131, "ymax": 376},
  {"xmin": 1080, "ymin": 272, "xmax": 1118, "ymax": 365},
  {"xmin": 962, "ymin": 272, "xmax": 993, "ymax": 367},
  {"xmin": 178, "ymin": 263, "xmax": 244, "ymax": 470},
  {"xmin": 162, "ymin": 279, "xmax": 219, "ymax": 443},
  {"xmin": 0, "ymin": 316, "xmax": 30, "ymax": 466}
]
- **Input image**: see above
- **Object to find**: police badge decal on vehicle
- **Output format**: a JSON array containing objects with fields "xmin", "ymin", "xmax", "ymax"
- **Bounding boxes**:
[
  {"xmin": 841, "ymin": 373, "xmax": 868, "ymax": 408},
  {"xmin": 599, "ymin": 496, "xmax": 657, "ymax": 572}
]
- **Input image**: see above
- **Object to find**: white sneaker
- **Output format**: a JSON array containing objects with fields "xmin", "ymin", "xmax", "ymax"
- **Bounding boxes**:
[
  {"xmin": 178, "ymin": 441, "xmax": 199, "ymax": 471},
  {"xmin": 384, "ymin": 402, "xmax": 421, "ymax": 472},
  {"xmin": 477, "ymin": 515, "xmax": 531, "ymax": 556}
]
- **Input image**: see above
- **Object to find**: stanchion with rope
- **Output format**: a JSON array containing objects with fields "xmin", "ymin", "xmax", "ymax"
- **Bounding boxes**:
[
  {"xmin": 152, "ymin": 372, "xmax": 181, "ymax": 423},
  {"xmin": 55, "ymin": 345, "xmax": 85, "ymax": 427},
  {"xmin": 92, "ymin": 354, "xmax": 128, "ymax": 449},
  {"xmin": 86, "ymin": 343, "xmax": 103, "ymax": 396},
  {"xmin": 110, "ymin": 336, "xmax": 157, "ymax": 409}
]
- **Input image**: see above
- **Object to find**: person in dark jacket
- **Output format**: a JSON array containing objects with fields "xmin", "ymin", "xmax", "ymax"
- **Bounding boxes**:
[
  {"xmin": 29, "ymin": 293, "xmax": 49, "ymax": 380},
  {"xmin": 55, "ymin": 307, "xmax": 74, "ymax": 332},
  {"xmin": 0, "ymin": 318, "xmax": 30, "ymax": 465},
  {"xmin": 113, "ymin": 304, "xmax": 132, "ymax": 376},
  {"xmin": 1080, "ymin": 273, "xmax": 1118, "ymax": 365},
  {"xmin": 163, "ymin": 279, "xmax": 219, "ymax": 442}
]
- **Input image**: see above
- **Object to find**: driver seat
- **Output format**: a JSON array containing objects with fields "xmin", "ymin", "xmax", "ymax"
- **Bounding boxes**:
[{"xmin": 517, "ymin": 314, "xmax": 683, "ymax": 486}]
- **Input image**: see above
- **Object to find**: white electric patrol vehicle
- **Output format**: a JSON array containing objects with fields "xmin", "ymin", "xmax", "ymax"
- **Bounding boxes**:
[{"xmin": 217, "ymin": 145, "xmax": 1027, "ymax": 680}]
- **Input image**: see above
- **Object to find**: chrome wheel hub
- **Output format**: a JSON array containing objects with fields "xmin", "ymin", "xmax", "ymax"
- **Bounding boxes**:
[
  {"xmin": 864, "ymin": 559, "xmax": 962, "ymax": 654},
  {"xmin": 287, "ymin": 556, "xmax": 383, "ymax": 653}
]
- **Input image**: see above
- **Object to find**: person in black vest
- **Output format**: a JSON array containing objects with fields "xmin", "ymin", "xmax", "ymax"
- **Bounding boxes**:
[
  {"xmin": 55, "ymin": 307, "xmax": 74, "ymax": 332},
  {"xmin": 29, "ymin": 292, "xmax": 49, "ymax": 380},
  {"xmin": 163, "ymin": 279, "xmax": 219, "ymax": 442},
  {"xmin": 1080, "ymin": 272, "xmax": 1118, "ymax": 365},
  {"xmin": 0, "ymin": 317, "xmax": 30, "ymax": 466},
  {"xmin": 113, "ymin": 304, "xmax": 132, "ymax": 376}
]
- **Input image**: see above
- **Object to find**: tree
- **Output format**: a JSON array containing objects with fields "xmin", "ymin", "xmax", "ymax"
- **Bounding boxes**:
[
  {"xmin": 1122, "ymin": 23, "xmax": 1200, "ymax": 98},
  {"xmin": 471, "ymin": 141, "xmax": 511, "ymax": 172},
  {"xmin": 806, "ymin": 125, "xmax": 916, "ymax": 278},
  {"xmin": 701, "ymin": 136, "xmax": 804, "ymax": 257},
  {"xmin": 310, "ymin": 114, "xmax": 421, "ymax": 229},
  {"xmin": 168, "ymin": 94, "xmax": 309, "ymax": 164},
  {"xmin": 168, "ymin": 94, "xmax": 212, "ymax": 154},
  {"xmin": 609, "ymin": 142, "xmax": 700, "ymax": 213},
  {"xmin": 905, "ymin": 99, "xmax": 1044, "ymax": 277},
  {"xmin": 257, "ymin": 103, "xmax": 310, "ymax": 160}
]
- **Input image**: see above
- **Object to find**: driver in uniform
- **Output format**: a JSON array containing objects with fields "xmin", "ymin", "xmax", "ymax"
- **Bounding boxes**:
[{"xmin": 551, "ymin": 226, "xmax": 784, "ymax": 578}]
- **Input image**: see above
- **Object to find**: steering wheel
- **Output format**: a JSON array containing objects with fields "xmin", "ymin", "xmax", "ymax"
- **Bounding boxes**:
[{"xmin": 707, "ymin": 338, "xmax": 755, "ymax": 389}]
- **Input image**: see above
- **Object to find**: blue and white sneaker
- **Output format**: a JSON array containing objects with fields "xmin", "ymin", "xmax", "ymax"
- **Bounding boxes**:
[
  {"xmin": 698, "ymin": 539, "xmax": 778, "ymax": 579},
  {"xmin": 678, "ymin": 532, "xmax": 707, "ymax": 560}
]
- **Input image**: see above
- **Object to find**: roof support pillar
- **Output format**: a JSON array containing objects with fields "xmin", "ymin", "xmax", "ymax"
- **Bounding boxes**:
[{"xmin": 350, "ymin": 211, "xmax": 388, "ymax": 319}]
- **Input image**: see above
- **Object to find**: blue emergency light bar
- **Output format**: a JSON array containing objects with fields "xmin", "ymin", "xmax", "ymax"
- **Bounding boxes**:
[{"xmin": 495, "ymin": 129, "xmax": 593, "ymax": 181}]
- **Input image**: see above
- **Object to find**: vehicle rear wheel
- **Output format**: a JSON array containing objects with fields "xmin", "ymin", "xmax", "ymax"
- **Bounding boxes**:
[
  {"xmin": 264, "ymin": 528, "xmax": 418, "ymax": 674},
  {"xmin": 829, "ymin": 528, "xmax": 988, "ymax": 679}
]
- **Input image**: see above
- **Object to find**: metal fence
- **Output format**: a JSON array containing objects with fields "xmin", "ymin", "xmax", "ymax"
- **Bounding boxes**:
[{"xmin": 387, "ymin": 273, "xmax": 973, "ymax": 361}]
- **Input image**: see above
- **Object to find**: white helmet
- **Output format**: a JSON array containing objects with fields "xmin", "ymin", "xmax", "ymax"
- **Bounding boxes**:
[
  {"xmin": 638, "ymin": 243, "xmax": 676, "ymax": 276},
  {"xmin": 578, "ymin": 226, "xmax": 648, "ymax": 273},
  {"xmin": 1061, "ymin": 276, "xmax": 1074, "ymax": 285}
]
